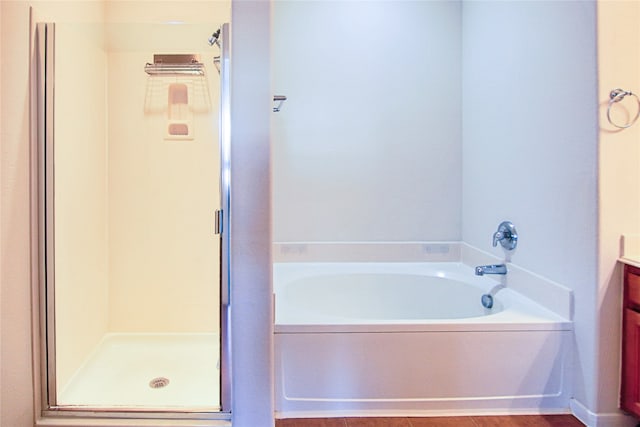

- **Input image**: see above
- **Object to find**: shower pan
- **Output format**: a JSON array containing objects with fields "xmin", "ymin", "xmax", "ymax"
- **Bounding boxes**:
[{"xmin": 31, "ymin": 18, "xmax": 231, "ymax": 422}]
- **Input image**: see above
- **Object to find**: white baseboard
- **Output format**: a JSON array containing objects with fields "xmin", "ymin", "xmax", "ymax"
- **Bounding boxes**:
[{"xmin": 570, "ymin": 399, "xmax": 637, "ymax": 427}]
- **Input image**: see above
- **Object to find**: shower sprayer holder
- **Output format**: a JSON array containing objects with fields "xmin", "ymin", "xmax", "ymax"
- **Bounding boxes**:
[{"xmin": 492, "ymin": 221, "xmax": 518, "ymax": 251}]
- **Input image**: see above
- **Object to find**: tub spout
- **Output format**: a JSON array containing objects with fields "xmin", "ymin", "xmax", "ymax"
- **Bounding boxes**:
[{"xmin": 475, "ymin": 264, "xmax": 507, "ymax": 276}]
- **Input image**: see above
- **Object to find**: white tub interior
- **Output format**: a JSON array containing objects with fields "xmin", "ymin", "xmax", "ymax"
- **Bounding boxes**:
[
  {"xmin": 275, "ymin": 260, "xmax": 572, "ymax": 332},
  {"xmin": 282, "ymin": 272, "xmax": 504, "ymax": 320}
]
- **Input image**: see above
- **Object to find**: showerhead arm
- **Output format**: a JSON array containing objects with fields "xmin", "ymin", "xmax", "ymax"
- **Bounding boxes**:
[{"xmin": 208, "ymin": 28, "xmax": 221, "ymax": 47}]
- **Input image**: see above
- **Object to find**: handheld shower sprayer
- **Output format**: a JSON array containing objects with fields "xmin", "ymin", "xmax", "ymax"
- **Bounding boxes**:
[
  {"xmin": 208, "ymin": 28, "xmax": 221, "ymax": 47},
  {"xmin": 208, "ymin": 27, "xmax": 222, "ymax": 74}
]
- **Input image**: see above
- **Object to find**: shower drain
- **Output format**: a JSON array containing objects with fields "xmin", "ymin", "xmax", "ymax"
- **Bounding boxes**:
[{"xmin": 149, "ymin": 377, "xmax": 170, "ymax": 389}]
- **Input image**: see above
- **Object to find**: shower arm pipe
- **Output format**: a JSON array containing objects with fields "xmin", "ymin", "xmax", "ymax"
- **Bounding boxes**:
[{"xmin": 208, "ymin": 28, "xmax": 221, "ymax": 47}]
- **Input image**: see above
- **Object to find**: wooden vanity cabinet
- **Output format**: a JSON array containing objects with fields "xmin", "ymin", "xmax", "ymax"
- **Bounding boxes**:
[{"xmin": 621, "ymin": 264, "xmax": 640, "ymax": 417}]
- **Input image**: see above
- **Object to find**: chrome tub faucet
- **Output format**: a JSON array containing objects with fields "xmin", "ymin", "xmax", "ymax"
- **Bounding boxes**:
[
  {"xmin": 475, "ymin": 264, "xmax": 507, "ymax": 276},
  {"xmin": 475, "ymin": 221, "xmax": 518, "ymax": 276},
  {"xmin": 492, "ymin": 221, "xmax": 518, "ymax": 250}
]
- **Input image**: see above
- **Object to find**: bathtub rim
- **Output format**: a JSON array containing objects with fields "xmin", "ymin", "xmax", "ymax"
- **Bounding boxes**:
[{"xmin": 273, "ymin": 241, "xmax": 574, "ymax": 320}]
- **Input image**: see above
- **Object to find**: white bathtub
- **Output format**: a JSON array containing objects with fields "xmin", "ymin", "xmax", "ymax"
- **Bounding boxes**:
[{"xmin": 274, "ymin": 262, "xmax": 573, "ymax": 418}]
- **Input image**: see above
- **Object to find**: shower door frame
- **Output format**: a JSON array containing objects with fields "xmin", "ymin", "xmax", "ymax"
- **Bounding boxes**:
[
  {"xmin": 218, "ymin": 21, "xmax": 233, "ymax": 416},
  {"xmin": 30, "ymin": 20, "xmax": 232, "ymax": 423}
]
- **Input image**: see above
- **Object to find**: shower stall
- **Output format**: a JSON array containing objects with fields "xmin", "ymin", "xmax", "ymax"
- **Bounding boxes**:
[{"xmin": 31, "ymin": 2, "xmax": 231, "ymax": 420}]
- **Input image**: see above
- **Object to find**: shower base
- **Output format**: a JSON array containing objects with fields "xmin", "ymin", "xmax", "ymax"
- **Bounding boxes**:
[{"xmin": 58, "ymin": 333, "xmax": 220, "ymax": 410}]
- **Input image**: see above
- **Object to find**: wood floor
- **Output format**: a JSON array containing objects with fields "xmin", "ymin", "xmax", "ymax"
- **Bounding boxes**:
[{"xmin": 275, "ymin": 415, "xmax": 586, "ymax": 427}]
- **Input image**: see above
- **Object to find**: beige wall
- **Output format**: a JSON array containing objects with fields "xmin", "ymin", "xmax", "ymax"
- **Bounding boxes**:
[
  {"xmin": 107, "ymin": 50, "xmax": 221, "ymax": 332},
  {"xmin": 2, "ymin": 3, "xmax": 39, "ymax": 426},
  {"xmin": 53, "ymin": 18, "xmax": 109, "ymax": 394},
  {"xmin": 597, "ymin": 0, "xmax": 640, "ymax": 419},
  {"xmin": 104, "ymin": 1, "xmax": 228, "ymax": 333},
  {"xmin": 0, "ymin": 0, "xmax": 3, "ymax": 417},
  {"xmin": 2, "ymin": 2, "xmax": 96, "ymax": 423},
  {"xmin": 105, "ymin": 0, "xmax": 228, "ymax": 24}
]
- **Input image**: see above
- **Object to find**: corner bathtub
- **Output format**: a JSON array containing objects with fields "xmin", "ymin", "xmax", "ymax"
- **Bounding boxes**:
[{"xmin": 274, "ymin": 262, "xmax": 573, "ymax": 418}]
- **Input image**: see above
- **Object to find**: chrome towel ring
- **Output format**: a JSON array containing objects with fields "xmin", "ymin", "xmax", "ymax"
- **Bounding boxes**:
[{"xmin": 607, "ymin": 88, "xmax": 640, "ymax": 129}]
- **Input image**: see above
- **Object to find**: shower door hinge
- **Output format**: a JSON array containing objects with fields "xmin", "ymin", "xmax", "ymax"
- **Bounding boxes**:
[{"xmin": 214, "ymin": 209, "xmax": 223, "ymax": 235}]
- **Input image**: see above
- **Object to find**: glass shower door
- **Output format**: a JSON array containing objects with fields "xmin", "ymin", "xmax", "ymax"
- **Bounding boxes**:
[{"xmin": 33, "ymin": 16, "xmax": 231, "ymax": 419}]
